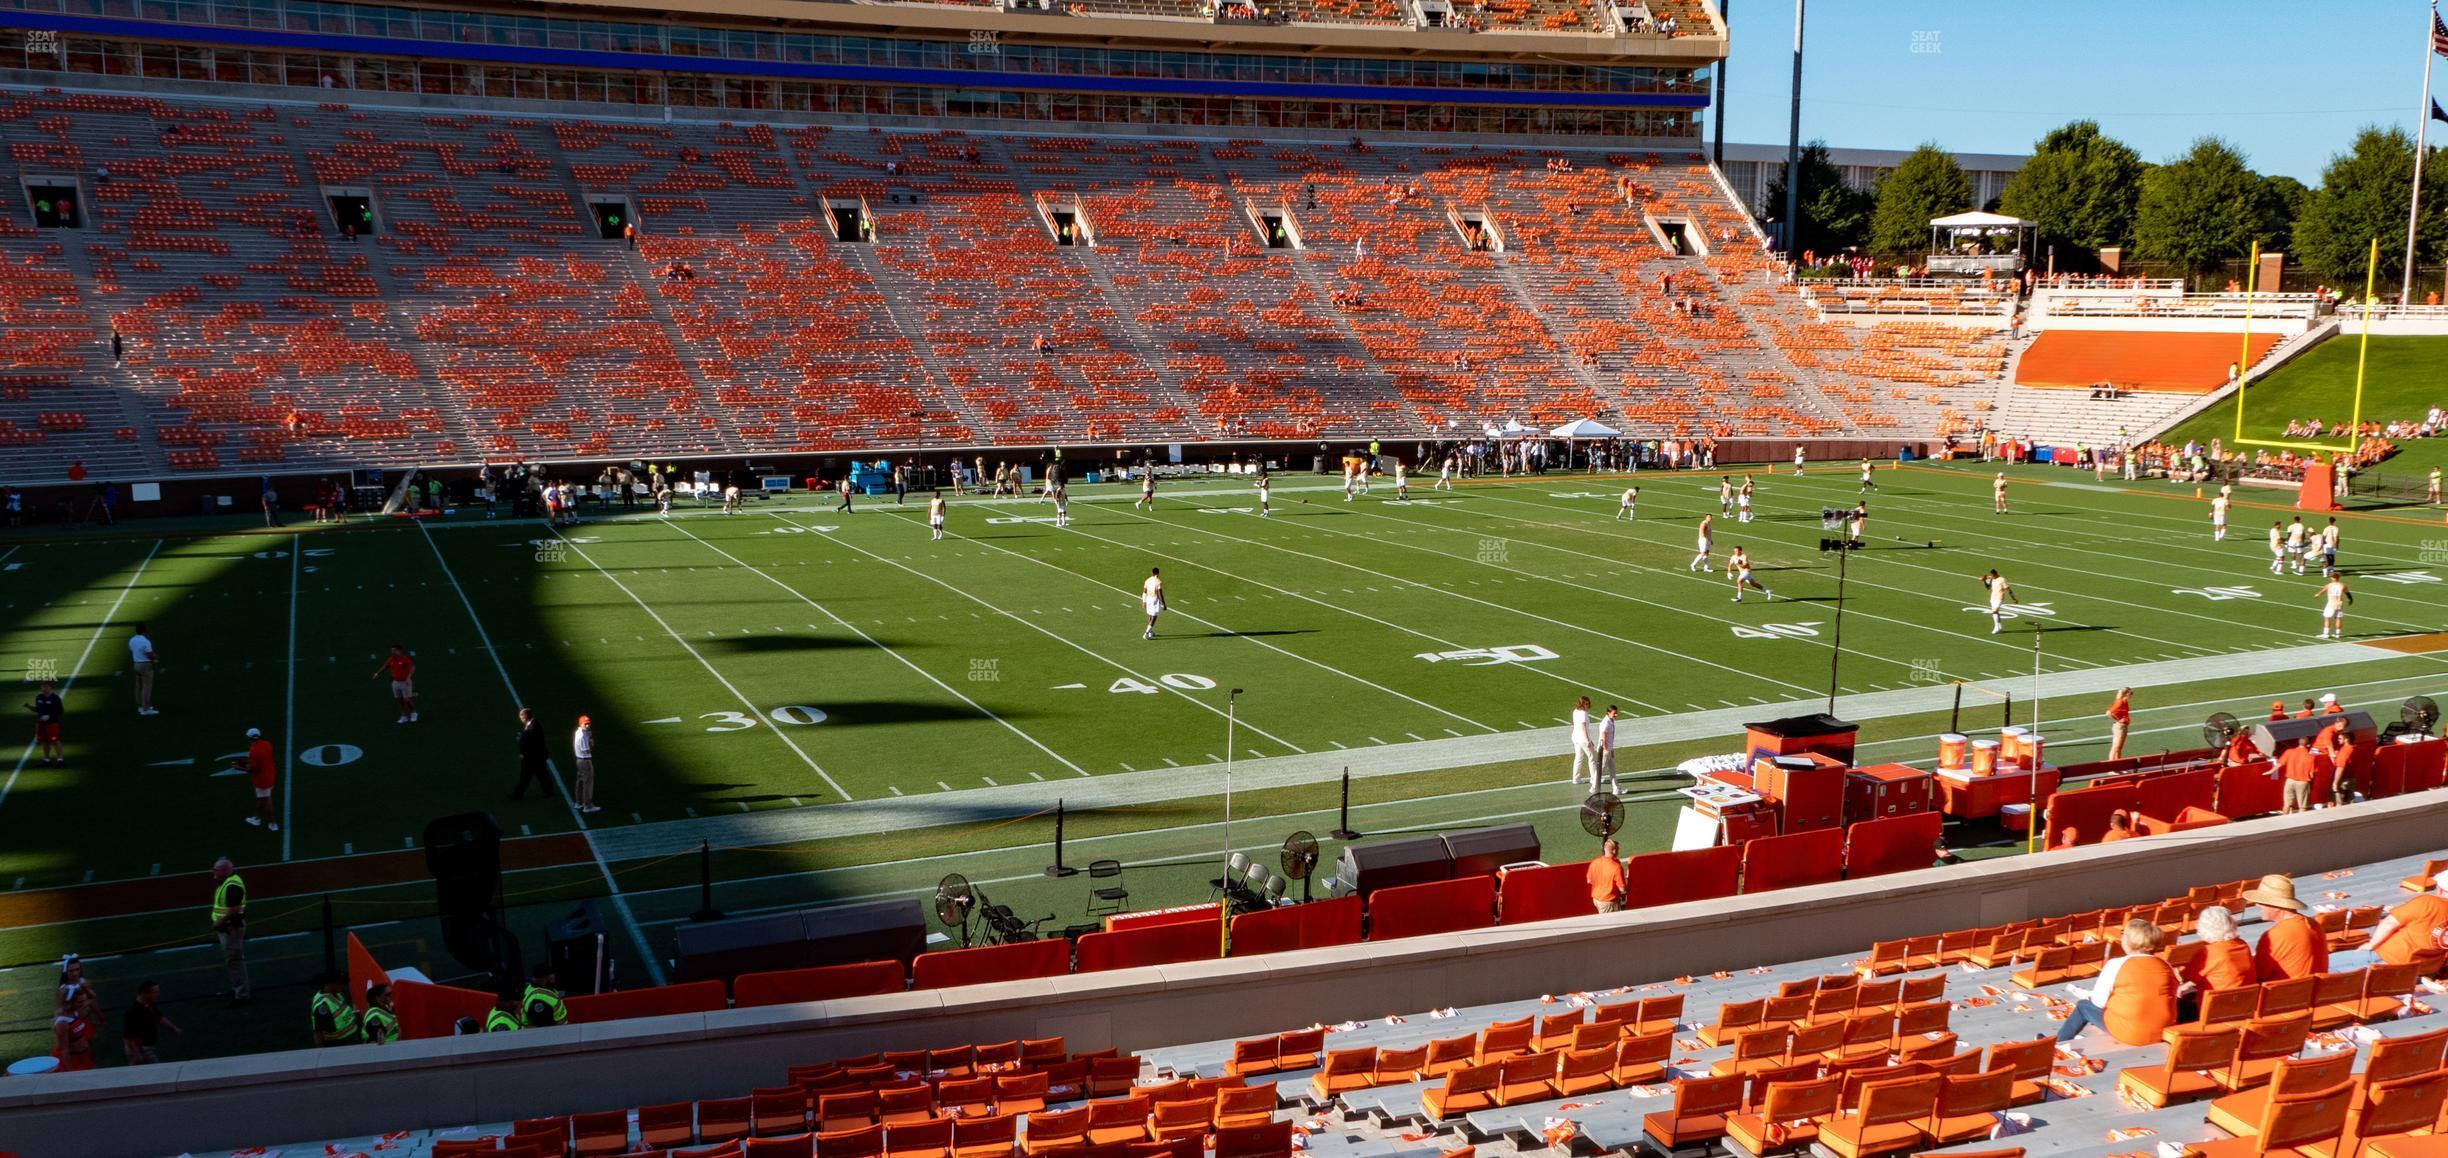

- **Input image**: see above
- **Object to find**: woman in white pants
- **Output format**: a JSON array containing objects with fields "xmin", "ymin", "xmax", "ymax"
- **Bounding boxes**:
[{"xmin": 1568, "ymin": 696, "xmax": 1598, "ymax": 787}]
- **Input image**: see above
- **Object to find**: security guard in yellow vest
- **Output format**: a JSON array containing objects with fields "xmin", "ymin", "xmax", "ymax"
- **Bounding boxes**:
[
  {"xmin": 484, "ymin": 990, "xmax": 522, "ymax": 1033},
  {"xmin": 522, "ymin": 963, "xmax": 567, "ymax": 1029},
  {"xmin": 309, "ymin": 972, "xmax": 361, "ymax": 1046},
  {"xmin": 361, "ymin": 982, "xmax": 400, "ymax": 1045},
  {"xmin": 210, "ymin": 857, "xmax": 252, "ymax": 1007}
]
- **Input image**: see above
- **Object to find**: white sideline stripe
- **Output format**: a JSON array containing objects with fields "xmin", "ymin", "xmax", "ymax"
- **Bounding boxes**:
[
  {"xmin": 0, "ymin": 539, "xmax": 160, "ymax": 814},
  {"xmin": 1066, "ymin": 506, "xmax": 1665, "ymax": 715},
  {"xmin": 928, "ymin": 515, "xmax": 1494, "ymax": 737},
  {"xmin": 583, "ymin": 632, "xmax": 2419, "ymax": 862},
  {"xmin": 769, "ymin": 512, "xmax": 1307, "ymax": 754},
  {"xmin": 660, "ymin": 516, "xmax": 1090, "ymax": 777},
  {"xmin": 546, "ymin": 527, "xmax": 852, "ymax": 803},
  {"xmin": 415, "ymin": 522, "xmax": 669, "ymax": 986},
  {"xmin": 281, "ymin": 544, "xmax": 297, "ymax": 861}
]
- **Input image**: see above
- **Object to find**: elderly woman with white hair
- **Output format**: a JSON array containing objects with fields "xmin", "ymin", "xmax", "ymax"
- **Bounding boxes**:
[
  {"xmin": 2177, "ymin": 905, "xmax": 2257, "ymax": 1020},
  {"xmin": 2055, "ymin": 918, "xmax": 2180, "ymax": 1046}
]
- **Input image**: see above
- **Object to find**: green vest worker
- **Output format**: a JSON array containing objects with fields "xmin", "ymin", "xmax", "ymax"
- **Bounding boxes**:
[
  {"xmin": 522, "ymin": 966, "xmax": 567, "ymax": 1029},
  {"xmin": 309, "ymin": 974, "xmax": 361, "ymax": 1046},
  {"xmin": 484, "ymin": 994, "xmax": 521, "ymax": 1033},
  {"xmin": 362, "ymin": 983, "xmax": 400, "ymax": 1045}
]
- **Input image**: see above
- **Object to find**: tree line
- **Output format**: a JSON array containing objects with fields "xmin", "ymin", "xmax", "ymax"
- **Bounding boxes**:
[{"xmin": 1763, "ymin": 121, "xmax": 2445, "ymax": 288}]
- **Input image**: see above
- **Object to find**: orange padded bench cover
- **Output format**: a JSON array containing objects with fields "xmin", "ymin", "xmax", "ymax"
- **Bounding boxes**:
[
  {"xmin": 566, "ymin": 980, "xmax": 729, "ymax": 1024},
  {"xmin": 1497, "ymin": 862, "xmax": 1598, "ymax": 925},
  {"xmin": 1228, "ymin": 895, "xmax": 1362, "ymax": 956},
  {"xmin": 1368, "ymin": 875, "xmax": 1497, "ymax": 941},
  {"xmin": 734, "ymin": 960, "xmax": 908, "ymax": 1007},
  {"xmin": 1740, "ymin": 827, "xmax": 1845, "ymax": 893},
  {"xmin": 1624, "ymin": 845, "xmax": 1741, "ymax": 909},
  {"xmin": 1843, "ymin": 812, "xmax": 1943, "ymax": 878},
  {"xmin": 1076, "ymin": 918, "xmax": 1218, "ymax": 972},
  {"xmin": 912, "ymin": 938, "xmax": 1070, "ymax": 990}
]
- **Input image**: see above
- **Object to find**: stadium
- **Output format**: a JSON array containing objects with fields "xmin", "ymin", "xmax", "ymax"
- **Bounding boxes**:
[{"xmin": 3, "ymin": 0, "xmax": 2448, "ymax": 1154}]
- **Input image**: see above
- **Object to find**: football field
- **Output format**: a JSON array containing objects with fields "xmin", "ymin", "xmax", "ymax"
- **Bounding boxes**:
[{"xmin": 4, "ymin": 458, "xmax": 2448, "ymax": 1062}]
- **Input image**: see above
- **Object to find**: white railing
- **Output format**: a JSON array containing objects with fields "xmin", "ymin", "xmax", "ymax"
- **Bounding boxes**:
[
  {"xmin": 2044, "ymin": 293, "xmax": 2321, "ymax": 320},
  {"xmin": 1799, "ymin": 278, "xmax": 2013, "ymax": 317},
  {"xmin": 2034, "ymin": 278, "xmax": 2185, "ymax": 294}
]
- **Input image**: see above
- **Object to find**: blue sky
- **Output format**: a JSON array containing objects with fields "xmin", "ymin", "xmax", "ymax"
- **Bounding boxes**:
[{"xmin": 1716, "ymin": 0, "xmax": 2426, "ymax": 181}]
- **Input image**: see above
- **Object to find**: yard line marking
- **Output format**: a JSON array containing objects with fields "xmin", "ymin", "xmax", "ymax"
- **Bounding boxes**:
[
  {"xmin": 545, "ymin": 525, "xmax": 852, "ymax": 803},
  {"xmin": 1765, "ymin": 473, "xmax": 2446, "ymax": 632},
  {"xmin": 889, "ymin": 786, "xmax": 904, "ymax": 796},
  {"xmin": 280, "ymin": 543, "xmax": 298, "ymax": 861},
  {"xmin": 664, "ymin": 517, "xmax": 1091, "ymax": 778},
  {"xmin": 779, "ymin": 514, "xmax": 1308, "ymax": 754},
  {"xmin": 1121, "ymin": 499, "xmax": 1798, "ymax": 704},
  {"xmin": 981, "ymin": 776, "xmax": 997, "ymax": 786},
  {"xmin": 1038, "ymin": 518, "xmax": 1579, "ymax": 725},
  {"xmin": 0, "ymin": 539, "xmax": 160, "ymax": 816},
  {"xmin": 1400, "ymin": 492, "xmax": 2094, "ymax": 672},
  {"xmin": 415, "ymin": 522, "xmax": 667, "ymax": 986},
  {"xmin": 1029, "ymin": 772, "xmax": 1045, "ymax": 781}
]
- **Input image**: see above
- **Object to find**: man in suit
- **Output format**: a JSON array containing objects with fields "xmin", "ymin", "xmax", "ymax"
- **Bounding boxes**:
[{"xmin": 511, "ymin": 707, "xmax": 553, "ymax": 800}]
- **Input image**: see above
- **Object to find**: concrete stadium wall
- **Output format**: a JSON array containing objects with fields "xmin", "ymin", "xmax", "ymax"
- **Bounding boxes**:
[{"xmin": 9, "ymin": 792, "xmax": 2445, "ymax": 1158}]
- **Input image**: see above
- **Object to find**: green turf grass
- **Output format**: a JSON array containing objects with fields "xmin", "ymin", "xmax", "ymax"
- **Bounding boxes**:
[
  {"xmin": 2, "ymin": 461, "xmax": 2446, "ymax": 1062},
  {"xmin": 2159, "ymin": 334, "xmax": 2448, "ymax": 476}
]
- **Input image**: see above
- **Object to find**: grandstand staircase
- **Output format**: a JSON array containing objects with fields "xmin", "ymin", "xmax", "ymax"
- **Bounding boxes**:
[
  {"xmin": 1679, "ymin": 259, "xmax": 1858, "ymax": 432},
  {"xmin": 344, "ymin": 229, "xmax": 483, "ymax": 457},
  {"xmin": 839, "ymin": 245, "xmax": 969, "ymax": 412},
  {"xmin": 607, "ymin": 253, "xmax": 753, "ymax": 450},
  {"xmin": 1488, "ymin": 257, "xmax": 1611, "ymax": 397},
  {"xmin": 1065, "ymin": 247, "xmax": 1215, "ymax": 436},
  {"xmin": 48, "ymin": 241, "xmax": 169, "ymax": 476}
]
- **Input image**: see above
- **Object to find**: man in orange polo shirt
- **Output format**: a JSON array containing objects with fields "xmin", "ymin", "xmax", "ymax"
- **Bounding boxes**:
[
  {"xmin": 2245, "ymin": 874, "xmax": 2328, "ymax": 980},
  {"xmin": 2278, "ymin": 743, "xmax": 2330, "ymax": 815},
  {"xmin": 1587, "ymin": 839, "xmax": 1626, "ymax": 914},
  {"xmin": 2334, "ymin": 877, "xmax": 2448, "ymax": 971}
]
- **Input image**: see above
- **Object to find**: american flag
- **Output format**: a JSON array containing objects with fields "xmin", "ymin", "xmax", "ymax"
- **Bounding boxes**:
[{"xmin": 2434, "ymin": 6, "xmax": 2448, "ymax": 56}]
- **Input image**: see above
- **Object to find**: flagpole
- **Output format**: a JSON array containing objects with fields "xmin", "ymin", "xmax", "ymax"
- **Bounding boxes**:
[{"xmin": 2404, "ymin": 2, "xmax": 2437, "ymax": 305}]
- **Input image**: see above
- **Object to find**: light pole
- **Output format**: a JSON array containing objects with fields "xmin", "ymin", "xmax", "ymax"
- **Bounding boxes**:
[
  {"xmin": 2026, "ymin": 632, "xmax": 2043, "ymax": 855},
  {"xmin": 1219, "ymin": 687, "xmax": 1244, "ymax": 958},
  {"xmin": 1783, "ymin": 0, "xmax": 1806, "ymax": 263}
]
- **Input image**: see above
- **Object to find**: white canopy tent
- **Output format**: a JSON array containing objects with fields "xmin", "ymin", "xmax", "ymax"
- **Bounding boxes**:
[
  {"xmin": 1927, "ymin": 211, "xmax": 2032, "ymax": 275},
  {"xmin": 1549, "ymin": 418, "xmax": 1622, "ymax": 439},
  {"xmin": 1549, "ymin": 417, "xmax": 1622, "ymax": 468}
]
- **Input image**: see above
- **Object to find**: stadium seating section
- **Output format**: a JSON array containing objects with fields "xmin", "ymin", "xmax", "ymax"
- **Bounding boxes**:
[
  {"xmin": 0, "ymin": 89, "xmax": 2011, "ymax": 479},
  {"xmin": 209, "ymin": 845, "xmax": 2448, "ymax": 1158}
]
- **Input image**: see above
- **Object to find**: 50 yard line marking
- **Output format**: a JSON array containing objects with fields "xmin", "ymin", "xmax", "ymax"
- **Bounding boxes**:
[
  {"xmin": 416, "ymin": 522, "xmax": 668, "ymax": 985},
  {"xmin": 0, "ymin": 539, "xmax": 160, "ymax": 814}
]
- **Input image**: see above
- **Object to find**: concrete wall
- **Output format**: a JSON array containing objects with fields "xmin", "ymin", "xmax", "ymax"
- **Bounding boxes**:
[{"xmin": 8, "ymin": 792, "xmax": 2446, "ymax": 1158}]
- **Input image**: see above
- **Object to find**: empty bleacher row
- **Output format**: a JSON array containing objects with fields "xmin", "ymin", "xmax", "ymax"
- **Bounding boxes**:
[{"xmin": 0, "ymin": 89, "xmax": 1990, "ymax": 480}]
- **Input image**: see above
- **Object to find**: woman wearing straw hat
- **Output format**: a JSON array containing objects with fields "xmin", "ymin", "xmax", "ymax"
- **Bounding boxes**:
[{"xmin": 2243, "ymin": 874, "xmax": 2329, "ymax": 981}]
